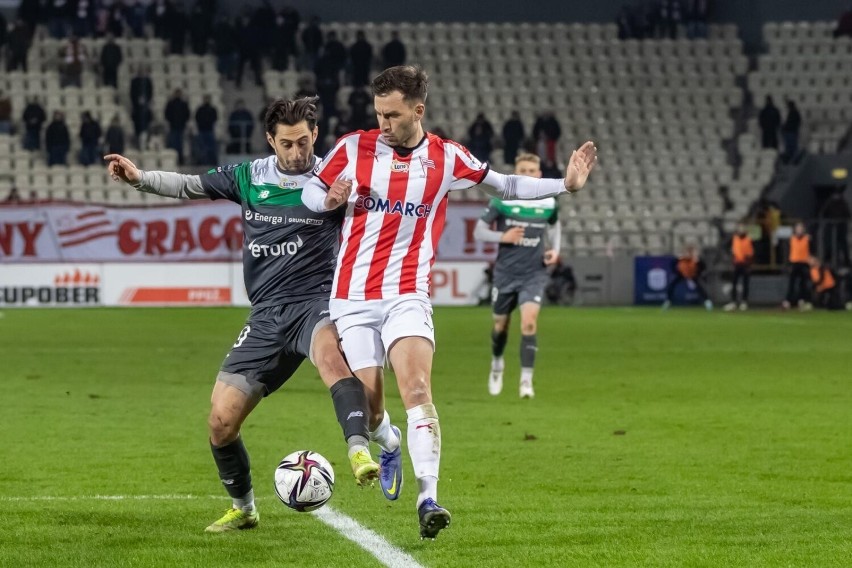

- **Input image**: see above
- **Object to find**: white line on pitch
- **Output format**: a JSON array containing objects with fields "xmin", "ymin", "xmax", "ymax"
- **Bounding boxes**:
[
  {"xmin": 0, "ymin": 494, "xmax": 221, "ymax": 501},
  {"xmin": 313, "ymin": 505, "xmax": 427, "ymax": 568}
]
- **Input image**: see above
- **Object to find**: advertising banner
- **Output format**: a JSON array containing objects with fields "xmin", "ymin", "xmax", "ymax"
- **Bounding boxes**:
[{"xmin": 634, "ymin": 255, "xmax": 703, "ymax": 305}]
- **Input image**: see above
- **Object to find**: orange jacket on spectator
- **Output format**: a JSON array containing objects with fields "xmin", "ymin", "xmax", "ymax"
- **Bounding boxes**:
[
  {"xmin": 732, "ymin": 234, "xmax": 754, "ymax": 265},
  {"xmin": 811, "ymin": 265, "xmax": 835, "ymax": 293},
  {"xmin": 676, "ymin": 256, "xmax": 702, "ymax": 279},
  {"xmin": 789, "ymin": 234, "xmax": 810, "ymax": 263}
]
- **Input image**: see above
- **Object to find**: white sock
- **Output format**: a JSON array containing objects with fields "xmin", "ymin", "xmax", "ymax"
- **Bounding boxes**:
[
  {"xmin": 520, "ymin": 368, "xmax": 533, "ymax": 384},
  {"xmin": 233, "ymin": 489, "xmax": 255, "ymax": 513},
  {"xmin": 370, "ymin": 410, "xmax": 400, "ymax": 452},
  {"xmin": 407, "ymin": 403, "xmax": 441, "ymax": 508},
  {"xmin": 491, "ymin": 356, "xmax": 504, "ymax": 371}
]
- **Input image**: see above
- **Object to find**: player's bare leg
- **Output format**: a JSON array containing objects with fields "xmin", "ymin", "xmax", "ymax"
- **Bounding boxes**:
[
  {"xmin": 489, "ymin": 313, "xmax": 510, "ymax": 395},
  {"xmin": 389, "ymin": 337, "xmax": 451, "ymax": 539},
  {"xmin": 206, "ymin": 382, "xmax": 262, "ymax": 532},
  {"xmin": 518, "ymin": 302, "xmax": 540, "ymax": 399},
  {"xmin": 354, "ymin": 365, "xmax": 403, "ymax": 499},
  {"xmin": 311, "ymin": 324, "xmax": 378, "ymax": 486}
]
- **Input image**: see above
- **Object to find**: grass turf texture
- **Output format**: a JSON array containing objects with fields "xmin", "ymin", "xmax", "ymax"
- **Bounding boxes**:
[{"xmin": 1, "ymin": 307, "xmax": 850, "ymax": 567}]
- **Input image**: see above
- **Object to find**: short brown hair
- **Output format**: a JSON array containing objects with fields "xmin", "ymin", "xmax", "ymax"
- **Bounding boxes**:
[
  {"xmin": 514, "ymin": 152, "xmax": 541, "ymax": 166},
  {"xmin": 264, "ymin": 96, "xmax": 319, "ymax": 135},
  {"xmin": 370, "ymin": 66, "xmax": 428, "ymax": 102}
]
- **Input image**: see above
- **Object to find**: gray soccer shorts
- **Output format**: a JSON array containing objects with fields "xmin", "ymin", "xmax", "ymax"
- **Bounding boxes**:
[
  {"xmin": 491, "ymin": 271, "xmax": 549, "ymax": 316},
  {"xmin": 216, "ymin": 297, "xmax": 332, "ymax": 398}
]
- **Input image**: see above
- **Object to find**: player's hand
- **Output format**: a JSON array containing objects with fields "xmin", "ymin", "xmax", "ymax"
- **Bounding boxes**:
[
  {"xmin": 500, "ymin": 227, "xmax": 525, "ymax": 245},
  {"xmin": 564, "ymin": 141, "xmax": 597, "ymax": 192},
  {"xmin": 325, "ymin": 178, "xmax": 353, "ymax": 210},
  {"xmin": 104, "ymin": 154, "xmax": 142, "ymax": 185},
  {"xmin": 543, "ymin": 249, "xmax": 559, "ymax": 266}
]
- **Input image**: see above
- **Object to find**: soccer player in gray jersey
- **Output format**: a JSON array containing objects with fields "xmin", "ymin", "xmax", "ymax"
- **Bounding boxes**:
[
  {"xmin": 474, "ymin": 153, "xmax": 561, "ymax": 399},
  {"xmin": 104, "ymin": 97, "xmax": 380, "ymax": 533}
]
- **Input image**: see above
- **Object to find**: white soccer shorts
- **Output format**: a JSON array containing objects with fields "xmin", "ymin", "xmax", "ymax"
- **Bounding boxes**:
[{"xmin": 330, "ymin": 293, "xmax": 435, "ymax": 372}]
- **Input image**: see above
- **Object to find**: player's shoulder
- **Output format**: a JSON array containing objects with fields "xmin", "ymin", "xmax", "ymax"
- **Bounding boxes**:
[
  {"xmin": 334, "ymin": 129, "xmax": 377, "ymax": 148},
  {"xmin": 248, "ymin": 155, "xmax": 278, "ymax": 178}
]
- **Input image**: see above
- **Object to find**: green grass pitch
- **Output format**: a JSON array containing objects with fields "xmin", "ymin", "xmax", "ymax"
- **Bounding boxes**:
[{"xmin": 2, "ymin": 306, "xmax": 850, "ymax": 567}]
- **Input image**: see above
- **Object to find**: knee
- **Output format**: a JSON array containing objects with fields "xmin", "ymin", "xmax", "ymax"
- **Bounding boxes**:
[
  {"xmin": 402, "ymin": 375, "xmax": 432, "ymax": 406},
  {"xmin": 208, "ymin": 410, "xmax": 239, "ymax": 446},
  {"xmin": 314, "ymin": 345, "xmax": 351, "ymax": 383},
  {"xmin": 521, "ymin": 320, "xmax": 537, "ymax": 335},
  {"xmin": 493, "ymin": 319, "xmax": 508, "ymax": 333}
]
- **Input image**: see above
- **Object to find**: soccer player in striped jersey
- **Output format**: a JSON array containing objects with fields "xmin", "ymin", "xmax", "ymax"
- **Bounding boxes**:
[
  {"xmin": 105, "ymin": 97, "xmax": 379, "ymax": 533},
  {"xmin": 474, "ymin": 152, "xmax": 561, "ymax": 399},
  {"xmin": 302, "ymin": 66, "xmax": 596, "ymax": 539}
]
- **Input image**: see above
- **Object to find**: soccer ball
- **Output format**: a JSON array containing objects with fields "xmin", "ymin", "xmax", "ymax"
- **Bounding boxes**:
[{"xmin": 273, "ymin": 450, "xmax": 335, "ymax": 512}]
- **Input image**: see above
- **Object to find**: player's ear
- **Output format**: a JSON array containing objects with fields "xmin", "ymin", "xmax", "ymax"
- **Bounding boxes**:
[
  {"xmin": 414, "ymin": 102, "xmax": 425, "ymax": 120},
  {"xmin": 266, "ymin": 131, "xmax": 275, "ymax": 150},
  {"xmin": 311, "ymin": 126, "xmax": 319, "ymax": 143}
]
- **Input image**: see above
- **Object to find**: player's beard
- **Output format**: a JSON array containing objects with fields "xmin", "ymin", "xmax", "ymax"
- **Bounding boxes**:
[{"xmin": 279, "ymin": 150, "xmax": 314, "ymax": 175}]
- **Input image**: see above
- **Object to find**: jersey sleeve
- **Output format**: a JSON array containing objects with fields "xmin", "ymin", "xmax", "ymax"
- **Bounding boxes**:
[
  {"xmin": 480, "ymin": 199, "xmax": 501, "ymax": 224},
  {"xmin": 197, "ymin": 162, "xmax": 251, "ymax": 204},
  {"xmin": 446, "ymin": 140, "xmax": 490, "ymax": 191},
  {"xmin": 313, "ymin": 136, "xmax": 354, "ymax": 188}
]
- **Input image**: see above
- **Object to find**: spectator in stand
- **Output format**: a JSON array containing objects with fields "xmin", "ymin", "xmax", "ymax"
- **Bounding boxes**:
[
  {"xmin": 60, "ymin": 35, "xmax": 88, "ymax": 88},
  {"xmin": 300, "ymin": 16, "xmax": 323, "ymax": 71},
  {"xmin": 295, "ymin": 72, "xmax": 317, "ymax": 99},
  {"xmin": 685, "ymin": 0, "xmax": 710, "ymax": 39},
  {"xmin": 236, "ymin": 13, "xmax": 262, "ymax": 88},
  {"xmin": 540, "ymin": 158, "xmax": 562, "ymax": 179},
  {"xmin": 758, "ymin": 96, "xmax": 781, "ymax": 150},
  {"xmin": 0, "ymin": 12, "xmax": 7, "ymax": 68},
  {"xmin": 348, "ymin": 85, "xmax": 371, "ymax": 130},
  {"xmin": 100, "ymin": 33, "xmax": 123, "ymax": 88},
  {"xmin": 833, "ymin": 5, "xmax": 852, "ymax": 38},
  {"xmin": 502, "ymin": 111, "xmax": 525, "ymax": 165},
  {"xmin": 130, "ymin": 65, "xmax": 154, "ymax": 113},
  {"xmin": 533, "ymin": 111, "xmax": 561, "ymax": 164},
  {"xmin": 195, "ymin": 95, "xmax": 218, "ymax": 165},
  {"xmin": 149, "ymin": 0, "xmax": 170, "ymax": 40},
  {"xmin": 165, "ymin": 89, "xmax": 191, "ymax": 164},
  {"xmin": 781, "ymin": 100, "xmax": 802, "ymax": 163},
  {"xmin": 78, "ymin": 111, "xmax": 102, "ymax": 166},
  {"xmin": 382, "ymin": 31, "xmax": 406, "ymax": 68},
  {"xmin": 22, "ymin": 97, "xmax": 46, "ymax": 150},
  {"xmin": 131, "ymin": 102, "xmax": 153, "ymax": 150},
  {"xmin": 349, "ymin": 30, "xmax": 373, "ymax": 87},
  {"xmin": 783, "ymin": 222, "xmax": 812, "ymax": 310},
  {"xmin": 107, "ymin": 1, "xmax": 126, "ymax": 38},
  {"xmin": 16, "ymin": 0, "xmax": 39, "ymax": 38},
  {"xmin": 166, "ymin": 3, "xmax": 188, "ymax": 55},
  {"xmin": 214, "ymin": 18, "xmax": 238, "ymax": 80},
  {"xmin": 72, "ymin": 0, "xmax": 95, "ymax": 38},
  {"xmin": 227, "ymin": 100, "xmax": 254, "ymax": 154},
  {"xmin": 660, "ymin": 0, "xmax": 683, "ymax": 39},
  {"xmin": 46, "ymin": 111, "xmax": 71, "ymax": 166},
  {"xmin": 819, "ymin": 191, "xmax": 851, "ymax": 267},
  {"xmin": 724, "ymin": 223, "xmax": 754, "ymax": 311},
  {"xmin": 104, "ymin": 114, "xmax": 125, "ymax": 155},
  {"xmin": 616, "ymin": 5, "xmax": 635, "ymax": 40},
  {"xmin": 126, "ymin": 1, "xmax": 147, "ymax": 38},
  {"xmin": 323, "ymin": 31, "xmax": 347, "ymax": 77},
  {"xmin": 0, "ymin": 92, "xmax": 11, "ymax": 134},
  {"xmin": 467, "ymin": 113, "xmax": 494, "ymax": 163},
  {"xmin": 7, "ymin": 19, "xmax": 31, "ymax": 72},
  {"xmin": 315, "ymin": 52, "xmax": 341, "ymax": 134},
  {"xmin": 271, "ymin": 12, "xmax": 292, "ymax": 71},
  {"xmin": 190, "ymin": 1, "xmax": 212, "ymax": 55},
  {"xmin": 47, "ymin": 0, "xmax": 72, "ymax": 39},
  {"xmin": 809, "ymin": 256, "xmax": 841, "ymax": 309},
  {"xmin": 281, "ymin": 5, "xmax": 301, "ymax": 53}
]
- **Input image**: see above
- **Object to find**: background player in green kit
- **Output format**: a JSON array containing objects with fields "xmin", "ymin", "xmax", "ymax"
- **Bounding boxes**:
[
  {"xmin": 474, "ymin": 153, "xmax": 561, "ymax": 398},
  {"xmin": 104, "ymin": 97, "xmax": 379, "ymax": 532}
]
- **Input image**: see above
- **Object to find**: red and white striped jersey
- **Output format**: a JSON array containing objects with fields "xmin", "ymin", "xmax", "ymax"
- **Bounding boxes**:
[{"xmin": 313, "ymin": 129, "xmax": 489, "ymax": 301}]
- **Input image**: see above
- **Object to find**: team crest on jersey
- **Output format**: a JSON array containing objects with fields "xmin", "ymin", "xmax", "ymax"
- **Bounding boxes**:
[
  {"xmin": 279, "ymin": 177, "xmax": 298, "ymax": 189},
  {"xmin": 390, "ymin": 159, "xmax": 409, "ymax": 173}
]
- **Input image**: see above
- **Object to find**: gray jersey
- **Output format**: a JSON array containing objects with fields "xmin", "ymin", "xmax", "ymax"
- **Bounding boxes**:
[
  {"xmin": 480, "ymin": 198, "xmax": 558, "ymax": 279},
  {"xmin": 200, "ymin": 155, "xmax": 343, "ymax": 308}
]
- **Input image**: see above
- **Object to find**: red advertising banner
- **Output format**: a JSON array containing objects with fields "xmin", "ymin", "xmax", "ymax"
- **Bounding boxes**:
[
  {"xmin": 0, "ymin": 202, "xmax": 243, "ymax": 262},
  {"xmin": 0, "ymin": 200, "xmax": 494, "ymax": 262}
]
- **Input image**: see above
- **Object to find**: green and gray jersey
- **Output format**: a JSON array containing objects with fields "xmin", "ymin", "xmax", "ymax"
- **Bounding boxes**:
[
  {"xmin": 479, "ymin": 198, "xmax": 558, "ymax": 278},
  {"xmin": 135, "ymin": 155, "xmax": 342, "ymax": 308}
]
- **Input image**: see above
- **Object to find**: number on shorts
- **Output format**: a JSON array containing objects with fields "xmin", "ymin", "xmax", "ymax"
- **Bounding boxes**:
[
  {"xmin": 233, "ymin": 325, "xmax": 251, "ymax": 348},
  {"xmin": 491, "ymin": 286, "xmax": 499, "ymax": 304}
]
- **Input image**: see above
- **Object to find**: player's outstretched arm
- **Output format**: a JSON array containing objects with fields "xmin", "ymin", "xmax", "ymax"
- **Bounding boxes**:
[
  {"xmin": 477, "ymin": 141, "xmax": 597, "ymax": 201},
  {"xmin": 302, "ymin": 177, "xmax": 352, "ymax": 212},
  {"xmin": 104, "ymin": 153, "xmax": 207, "ymax": 199}
]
